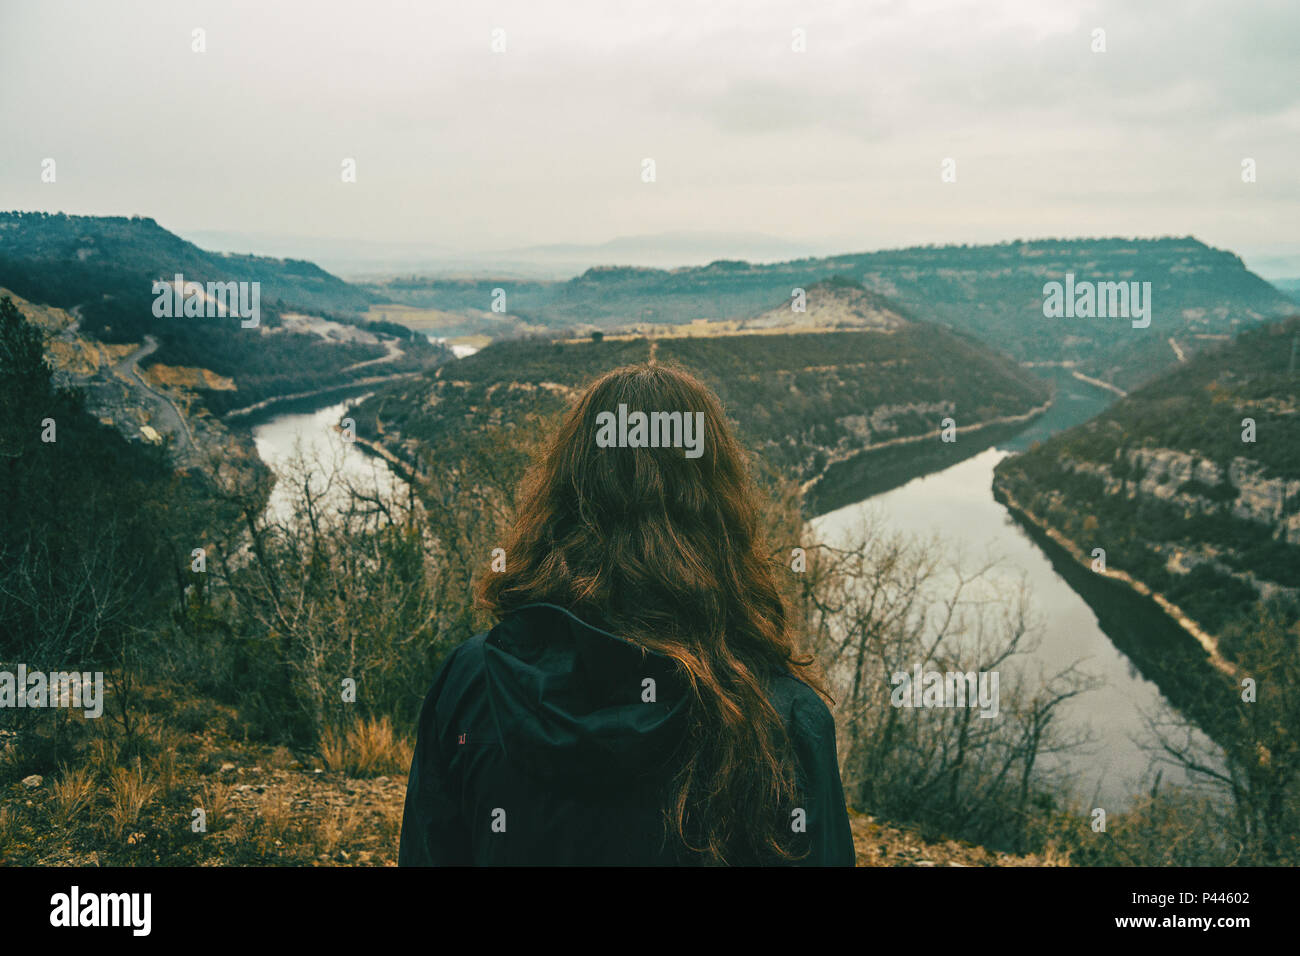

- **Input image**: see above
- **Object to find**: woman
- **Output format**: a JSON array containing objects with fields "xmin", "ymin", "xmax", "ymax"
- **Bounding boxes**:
[{"xmin": 398, "ymin": 362, "xmax": 854, "ymax": 866}]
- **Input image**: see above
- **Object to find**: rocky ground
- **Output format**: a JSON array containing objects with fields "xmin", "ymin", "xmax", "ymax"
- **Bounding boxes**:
[
  {"xmin": 2, "ymin": 675, "xmax": 1060, "ymax": 868},
  {"xmin": 7, "ymin": 755, "xmax": 1059, "ymax": 867},
  {"xmin": 849, "ymin": 811, "xmax": 1064, "ymax": 867}
]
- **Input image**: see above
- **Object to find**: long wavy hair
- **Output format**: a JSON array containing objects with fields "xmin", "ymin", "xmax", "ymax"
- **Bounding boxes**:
[{"xmin": 477, "ymin": 360, "xmax": 825, "ymax": 864}]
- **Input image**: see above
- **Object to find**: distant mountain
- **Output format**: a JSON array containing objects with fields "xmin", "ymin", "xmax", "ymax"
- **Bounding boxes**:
[
  {"xmin": 189, "ymin": 230, "xmax": 842, "ymax": 278},
  {"xmin": 993, "ymin": 315, "xmax": 1300, "ymax": 658},
  {"xmin": 492, "ymin": 231, "xmax": 838, "ymax": 271},
  {"xmin": 183, "ymin": 230, "xmax": 465, "ymax": 280},
  {"xmin": 1272, "ymin": 278, "xmax": 1300, "ymax": 303},
  {"xmin": 1238, "ymin": 245, "xmax": 1300, "ymax": 283},
  {"xmin": 361, "ymin": 237, "xmax": 1294, "ymax": 391},
  {"xmin": 349, "ymin": 281, "xmax": 1052, "ymax": 513},
  {"xmin": 186, "ymin": 229, "xmax": 837, "ymax": 279}
]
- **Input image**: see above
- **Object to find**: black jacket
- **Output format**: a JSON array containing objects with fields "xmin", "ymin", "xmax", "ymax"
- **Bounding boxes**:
[{"xmin": 398, "ymin": 603, "xmax": 855, "ymax": 866}]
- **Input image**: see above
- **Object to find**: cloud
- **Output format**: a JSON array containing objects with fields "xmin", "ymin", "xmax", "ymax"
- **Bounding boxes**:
[{"xmin": 1, "ymin": 0, "xmax": 1295, "ymax": 255}]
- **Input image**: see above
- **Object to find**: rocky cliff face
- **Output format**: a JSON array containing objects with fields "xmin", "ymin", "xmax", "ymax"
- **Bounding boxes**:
[
  {"xmin": 992, "ymin": 316, "xmax": 1300, "ymax": 649},
  {"xmin": 839, "ymin": 401, "xmax": 956, "ymax": 445},
  {"xmin": 1058, "ymin": 447, "xmax": 1300, "ymax": 545}
]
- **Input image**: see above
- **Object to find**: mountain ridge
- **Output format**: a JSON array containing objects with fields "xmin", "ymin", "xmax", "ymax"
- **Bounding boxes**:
[{"xmin": 361, "ymin": 236, "xmax": 1293, "ymax": 391}]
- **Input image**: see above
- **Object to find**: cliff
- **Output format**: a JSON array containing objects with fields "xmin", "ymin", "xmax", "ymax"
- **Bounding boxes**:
[{"xmin": 993, "ymin": 316, "xmax": 1300, "ymax": 658}]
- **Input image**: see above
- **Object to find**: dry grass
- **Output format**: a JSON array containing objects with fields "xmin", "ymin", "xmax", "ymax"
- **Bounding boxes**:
[
  {"xmin": 0, "ymin": 685, "xmax": 411, "ymax": 866},
  {"xmin": 312, "ymin": 805, "xmax": 361, "ymax": 858},
  {"xmin": 88, "ymin": 735, "xmax": 120, "ymax": 777},
  {"xmin": 136, "ymin": 712, "xmax": 184, "ymax": 754},
  {"xmin": 372, "ymin": 798, "xmax": 405, "ymax": 849},
  {"xmin": 50, "ymin": 765, "xmax": 96, "ymax": 825},
  {"xmin": 230, "ymin": 789, "xmax": 299, "ymax": 857},
  {"xmin": 196, "ymin": 780, "xmax": 234, "ymax": 830},
  {"xmin": 0, "ymin": 805, "xmax": 14, "ymax": 851},
  {"xmin": 320, "ymin": 716, "xmax": 412, "ymax": 778},
  {"xmin": 267, "ymin": 746, "xmax": 298, "ymax": 771},
  {"xmin": 104, "ymin": 761, "xmax": 160, "ymax": 839},
  {"xmin": 257, "ymin": 790, "xmax": 294, "ymax": 845},
  {"xmin": 1035, "ymin": 840, "xmax": 1073, "ymax": 867},
  {"xmin": 151, "ymin": 747, "xmax": 179, "ymax": 795}
]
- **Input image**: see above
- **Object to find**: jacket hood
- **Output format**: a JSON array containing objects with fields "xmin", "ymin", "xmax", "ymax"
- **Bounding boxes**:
[{"xmin": 482, "ymin": 603, "xmax": 693, "ymax": 787}]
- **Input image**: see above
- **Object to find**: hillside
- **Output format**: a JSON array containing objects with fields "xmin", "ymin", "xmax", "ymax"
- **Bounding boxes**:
[
  {"xmin": 993, "ymin": 315, "xmax": 1300, "ymax": 659},
  {"xmin": 363, "ymin": 238, "xmax": 1293, "ymax": 391},
  {"xmin": 739, "ymin": 276, "xmax": 916, "ymax": 332},
  {"xmin": 0, "ymin": 211, "xmax": 372, "ymax": 317},
  {"xmin": 0, "ymin": 212, "xmax": 446, "ymax": 421},
  {"xmin": 349, "ymin": 281, "xmax": 1052, "ymax": 512},
  {"xmin": 0, "ymin": 288, "xmax": 252, "ymax": 472}
]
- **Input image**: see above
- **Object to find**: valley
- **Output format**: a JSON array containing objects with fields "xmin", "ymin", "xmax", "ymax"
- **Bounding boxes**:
[
  {"xmin": 346, "ymin": 280, "xmax": 1053, "ymax": 498},
  {"xmin": 993, "ymin": 317, "xmax": 1300, "ymax": 660},
  {"xmin": 5, "ymin": 211, "xmax": 1296, "ymax": 863}
]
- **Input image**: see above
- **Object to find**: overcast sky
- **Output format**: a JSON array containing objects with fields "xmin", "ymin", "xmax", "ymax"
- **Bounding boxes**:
[{"xmin": 2, "ymin": 0, "xmax": 1297, "ymax": 268}]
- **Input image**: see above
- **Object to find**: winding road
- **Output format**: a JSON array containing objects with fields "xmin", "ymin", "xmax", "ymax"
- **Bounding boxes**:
[{"xmin": 111, "ymin": 334, "xmax": 195, "ymax": 450}]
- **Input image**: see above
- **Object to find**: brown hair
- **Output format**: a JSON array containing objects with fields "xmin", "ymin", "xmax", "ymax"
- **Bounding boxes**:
[{"xmin": 478, "ymin": 360, "xmax": 824, "ymax": 863}]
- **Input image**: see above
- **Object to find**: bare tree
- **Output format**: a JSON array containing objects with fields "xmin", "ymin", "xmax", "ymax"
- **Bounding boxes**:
[{"xmin": 793, "ymin": 514, "xmax": 1099, "ymax": 849}]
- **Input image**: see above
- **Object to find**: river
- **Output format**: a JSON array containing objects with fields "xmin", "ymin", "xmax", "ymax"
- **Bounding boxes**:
[
  {"xmin": 252, "ymin": 363, "xmax": 1220, "ymax": 809},
  {"xmin": 249, "ymin": 341, "xmax": 478, "ymax": 522},
  {"xmin": 251, "ymin": 394, "xmax": 408, "ymax": 525},
  {"xmin": 813, "ymin": 367, "xmax": 1221, "ymax": 807}
]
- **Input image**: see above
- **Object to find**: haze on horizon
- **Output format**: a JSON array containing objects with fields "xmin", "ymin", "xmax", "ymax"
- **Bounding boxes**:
[{"xmin": 2, "ymin": 0, "xmax": 1297, "ymax": 273}]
